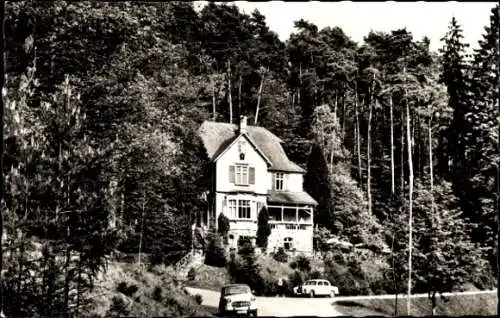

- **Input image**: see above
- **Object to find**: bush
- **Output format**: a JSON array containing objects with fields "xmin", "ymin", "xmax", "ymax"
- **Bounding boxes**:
[
  {"xmin": 273, "ymin": 247, "xmax": 288, "ymax": 263},
  {"xmin": 309, "ymin": 270, "xmax": 322, "ymax": 279},
  {"xmin": 228, "ymin": 246, "xmax": 265, "ymax": 295},
  {"xmin": 194, "ymin": 294, "xmax": 203, "ymax": 305},
  {"xmin": 116, "ymin": 281, "xmax": 139, "ymax": 297},
  {"xmin": 187, "ymin": 267, "xmax": 196, "ymax": 281},
  {"xmin": 204, "ymin": 235, "xmax": 227, "ymax": 267},
  {"xmin": 153, "ymin": 286, "xmax": 163, "ymax": 301},
  {"xmin": 289, "ymin": 261, "xmax": 298, "ymax": 270},
  {"xmin": 296, "ymin": 255, "xmax": 311, "ymax": 272}
]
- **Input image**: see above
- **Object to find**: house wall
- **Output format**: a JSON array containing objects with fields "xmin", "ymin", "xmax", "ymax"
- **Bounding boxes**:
[
  {"xmin": 268, "ymin": 172, "xmax": 304, "ymax": 191},
  {"xmin": 286, "ymin": 173, "xmax": 304, "ymax": 192},
  {"xmin": 267, "ymin": 224, "xmax": 313, "ymax": 254},
  {"xmin": 215, "ymin": 135, "xmax": 269, "ymax": 194}
]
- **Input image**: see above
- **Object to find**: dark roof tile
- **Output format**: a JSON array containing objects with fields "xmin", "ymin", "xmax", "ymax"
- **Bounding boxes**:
[{"xmin": 199, "ymin": 121, "xmax": 305, "ymax": 173}]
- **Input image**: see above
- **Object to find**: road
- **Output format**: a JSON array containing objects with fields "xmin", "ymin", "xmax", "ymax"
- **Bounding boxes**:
[
  {"xmin": 185, "ymin": 286, "xmax": 497, "ymax": 317},
  {"xmin": 185, "ymin": 286, "xmax": 344, "ymax": 317}
]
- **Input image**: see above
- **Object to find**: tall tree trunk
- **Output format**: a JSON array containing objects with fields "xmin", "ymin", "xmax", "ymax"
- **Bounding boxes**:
[
  {"xmin": 342, "ymin": 90, "xmax": 346, "ymax": 140},
  {"xmin": 138, "ymin": 192, "xmax": 146, "ymax": 268},
  {"xmin": 227, "ymin": 60, "xmax": 233, "ymax": 124},
  {"xmin": 75, "ymin": 251, "xmax": 83, "ymax": 317},
  {"xmin": 0, "ymin": 2, "xmax": 5, "ymax": 313},
  {"xmin": 390, "ymin": 94, "xmax": 395, "ymax": 195},
  {"xmin": 334, "ymin": 90, "xmax": 338, "ymax": 115},
  {"xmin": 355, "ymin": 81, "xmax": 362, "ymax": 187},
  {"xmin": 63, "ymin": 226, "xmax": 71, "ymax": 313},
  {"xmin": 404, "ymin": 65, "xmax": 414, "ymax": 316},
  {"xmin": 254, "ymin": 70, "xmax": 266, "ymax": 125},
  {"xmin": 401, "ymin": 111, "xmax": 405, "ymax": 194},
  {"xmin": 298, "ymin": 63, "xmax": 302, "ymax": 105},
  {"xmin": 367, "ymin": 74, "xmax": 375, "ymax": 215},
  {"xmin": 428, "ymin": 104, "xmax": 434, "ymax": 213}
]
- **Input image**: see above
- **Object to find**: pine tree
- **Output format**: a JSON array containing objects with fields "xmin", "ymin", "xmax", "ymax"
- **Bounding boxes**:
[
  {"xmin": 438, "ymin": 17, "xmax": 471, "ymax": 182},
  {"xmin": 256, "ymin": 206, "xmax": 271, "ymax": 250},
  {"xmin": 467, "ymin": 4, "xmax": 499, "ymax": 272}
]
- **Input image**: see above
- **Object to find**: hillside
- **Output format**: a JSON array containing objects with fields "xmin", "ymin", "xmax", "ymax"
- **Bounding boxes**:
[{"xmin": 1, "ymin": 2, "xmax": 497, "ymax": 316}]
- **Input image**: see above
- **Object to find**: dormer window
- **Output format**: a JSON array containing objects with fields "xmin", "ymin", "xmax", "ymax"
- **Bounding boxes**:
[{"xmin": 274, "ymin": 172, "xmax": 285, "ymax": 191}]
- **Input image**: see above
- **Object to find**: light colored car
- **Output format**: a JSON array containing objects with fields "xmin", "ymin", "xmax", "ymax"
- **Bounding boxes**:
[
  {"xmin": 218, "ymin": 284, "xmax": 258, "ymax": 316},
  {"xmin": 293, "ymin": 279, "xmax": 340, "ymax": 298}
]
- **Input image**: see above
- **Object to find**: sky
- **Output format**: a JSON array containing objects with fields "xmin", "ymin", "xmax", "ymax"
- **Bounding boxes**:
[{"xmin": 194, "ymin": 1, "xmax": 496, "ymax": 53}]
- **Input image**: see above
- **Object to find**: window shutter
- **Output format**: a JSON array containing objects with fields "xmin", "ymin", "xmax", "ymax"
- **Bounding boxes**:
[
  {"xmin": 284, "ymin": 174, "xmax": 288, "ymax": 191},
  {"xmin": 229, "ymin": 165, "xmax": 235, "ymax": 183},
  {"xmin": 272, "ymin": 173, "xmax": 276, "ymax": 190},
  {"xmin": 249, "ymin": 167, "xmax": 255, "ymax": 184}
]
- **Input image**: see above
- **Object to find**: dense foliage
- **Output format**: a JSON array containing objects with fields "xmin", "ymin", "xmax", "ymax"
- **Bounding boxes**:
[{"xmin": 1, "ymin": 1, "xmax": 497, "ymax": 316}]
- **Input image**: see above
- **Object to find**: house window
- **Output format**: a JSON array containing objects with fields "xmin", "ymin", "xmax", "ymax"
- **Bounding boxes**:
[
  {"xmin": 228, "ymin": 200, "xmax": 237, "ymax": 219},
  {"xmin": 238, "ymin": 200, "xmax": 251, "ymax": 219},
  {"xmin": 270, "ymin": 224, "xmax": 276, "ymax": 229},
  {"xmin": 284, "ymin": 237, "xmax": 293, "ymax": 251},
  {"xmin": 230, "ymin": 165, "xmax": 255, "ymax": 185},
  {"xmin": 275, "ymin": 172, "xmax": 285, "ymax": 191},
  {"xmin": 236, "ymin": 165, "xmax": 249, "ymax": 185}
]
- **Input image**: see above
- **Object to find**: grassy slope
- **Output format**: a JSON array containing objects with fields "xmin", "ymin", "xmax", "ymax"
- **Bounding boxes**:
[
  {"xmin": 84, "ymin": 261, "xmax": 213, "ymax": 317},
  {"xmin": 185, "ymin": 263, "xmax": 231, "ymax": 292},
  {"xmin": 334, "ymin": 292, "xmax": 498, "ymax": 317}
]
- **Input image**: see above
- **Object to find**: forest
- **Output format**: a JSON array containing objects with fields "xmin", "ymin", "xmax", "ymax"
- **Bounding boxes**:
[{"xmin": 0, "ymin": 1, "xmax": 498, "ymax": 316}]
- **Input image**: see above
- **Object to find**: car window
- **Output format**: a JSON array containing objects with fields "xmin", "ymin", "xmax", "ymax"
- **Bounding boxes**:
[
  {"xmin": 223, "ymin": 286, "xmax": 250, "ymax": 295},
  {"xmin": 318, "ymin": 281, "xmax": 324, "ymax": 286}
]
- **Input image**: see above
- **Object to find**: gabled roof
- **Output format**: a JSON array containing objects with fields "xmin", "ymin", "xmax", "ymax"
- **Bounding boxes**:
[
  {"xmin": 212, "ymin": 133, "xmax": 272, "ymax": 165},
  {"xmin": 199, "ymin": 121, "xmax": 306, "ymax": 173}
]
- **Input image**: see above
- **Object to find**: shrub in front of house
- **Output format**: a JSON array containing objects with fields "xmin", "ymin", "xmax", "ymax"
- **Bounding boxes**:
[
  {"xmin": 296, "ymin": 255, "xmax": 311, "ymax": 272},
  {"xmin": 204, "ymin": 234, "xmax": 227, "ymax": 267},
  {"xmin": 228, "ymin": 244, "xmax": 270, "ymax": 296},
  {"xmin": 273, "ymin": 247, "xmax": 288, "ymax": 263}
]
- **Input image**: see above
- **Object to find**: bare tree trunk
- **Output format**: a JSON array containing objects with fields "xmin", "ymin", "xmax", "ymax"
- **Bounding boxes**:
[
  {"xmin": 367, "ymin": 74, "xmax": 375, "ymax": 215},
  {"xmin": 298, "ymin": 63, "xmax": 302, "ymax": 105},
  {"xmin": 0, "ymin": 2, "xmax": 5, "ymax": 312},
  {"xmin": 355, "ymin": 81, "xmax": 362, "ymax": 187},
  {"xmin": 227, "ymin": 60, "xmax": 233, "ymax": 124},
  {"xmin": 334, "ymin": 90, "xmax": 338, "ymax": 115},
  {"xmin": 428, "ymin": 105, "xmax": 434, "ymax": 213},
  {"xmin": 254, "ymin": 70, "xmax": 266, "ymax": 125},
  {"xmin": 63, "ymin": 225, "xmax": 71, "ymax": 313},
  {"xmin": 401, "ymin": 111, "xmax": 405, "ymax": 194},
  {"xmin": 342, "ymin": 91, "xmax": 346, "ymax": 139},
  {"xmin": 138, "ymin": 193, "xmax": 146, "ymax": 268},
  {"xmin": 404, "ymin": 65, "xmax": 414, "ymax": 316},
  {"xmin": 75, "ymin": 251, "xmax": 83, "ymax": 317},
  {"xmin": 390, "ymin": 94, "xmax": 395, "ymax": 195},
  {"xmin": 392, "ymin": 233, "xmax": 398, "ymax": 317}
]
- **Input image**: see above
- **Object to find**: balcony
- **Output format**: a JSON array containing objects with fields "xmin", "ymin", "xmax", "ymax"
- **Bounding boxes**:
[{"xmin": 267, "ymin": 204, "xmax": 313, "ymax": 224}]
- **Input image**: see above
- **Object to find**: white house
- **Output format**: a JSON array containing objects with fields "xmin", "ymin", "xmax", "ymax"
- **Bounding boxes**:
[{"xmin": 198, "ymin": 116, "xmax": 318, "ymax": 254}]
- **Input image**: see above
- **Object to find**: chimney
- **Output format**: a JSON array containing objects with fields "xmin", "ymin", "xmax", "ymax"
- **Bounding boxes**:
[{"xmin": 239, "ymin": 115, "xmax": 248, "ymax": 134}]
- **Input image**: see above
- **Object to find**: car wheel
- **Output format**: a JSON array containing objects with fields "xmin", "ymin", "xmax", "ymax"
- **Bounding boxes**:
[
  {"xmin": 249, "ymin": 310, "xmax": 258, "ymax": 317},
  {"xmin": 309, "ymin": 290, "xmax": 315, "ymax": 298}
]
